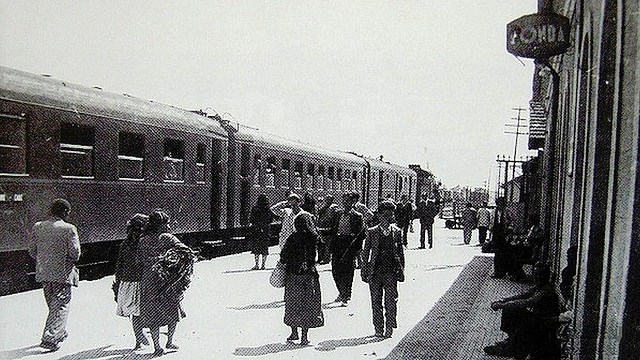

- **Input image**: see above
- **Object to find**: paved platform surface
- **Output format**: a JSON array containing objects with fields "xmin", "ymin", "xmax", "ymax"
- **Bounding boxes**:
[
  {"xmin": 387, "ymin": 257, "xmax": 530, "ymax": 360},
  {"xmin": 0, "ymin": 220, "xmax": 529, "ymax": 359}
]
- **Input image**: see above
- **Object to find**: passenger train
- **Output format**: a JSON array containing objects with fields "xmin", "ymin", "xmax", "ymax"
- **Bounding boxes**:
[{"xmin": 0, "ymin": 66, "xmax": 418, "ymax": 295}]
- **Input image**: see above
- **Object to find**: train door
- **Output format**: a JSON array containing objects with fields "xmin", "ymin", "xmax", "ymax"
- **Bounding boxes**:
[
  {"xmin": 210, "ymin": 138, "xmax": 224, "ymax": 229},
  {"xmin": 378, "ymin": 170, "xmax": 384, "ymax": 202},
  {"xmin": 239, "ymin": 144, "xmax": 251, "ymax": 225}
]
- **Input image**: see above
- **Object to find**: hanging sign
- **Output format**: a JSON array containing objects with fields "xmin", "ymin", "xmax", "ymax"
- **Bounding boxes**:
[{"xmin": 506, "ymin": 12, "xmax": 570, "ymax": 59}]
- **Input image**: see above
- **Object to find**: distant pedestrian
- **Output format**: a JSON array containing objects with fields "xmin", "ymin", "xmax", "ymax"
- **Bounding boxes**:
[
  {"xmin": 28, "ymin": 198, "xmax": 81, "ymax": 352},
  {"xmin": 352, "ymin": 193, "xmax": 373, "ymax": 269},
  {"xmin": 461, "ymin": 203, "xmax": 477, "ymax": 245},
  {"xmin": 330, "ymin": 191, "xmax": 365, "ymax": 306},
  {"xmin": 280, "ymin": 213, "xmax": 324, "ymax": 345},
  {"xmin": 114, "ymin": 213, "xmax": 150, "ymax": 349},
  {"xmin": 361, "ymin": 200, "xmax": 405, "ymax": 338},
  {"xmin": 271, "ymin": 193, "xmax": 308, "ymax": 249},
  {"xmin": 249, "ymin": 195, "xmax": 273, "ymax": 270},
  {"xmin": 301, "ymin": 192, "xmax": 317, "ymax": 216},
  {"xmin": 477, "ymin": 202, "xmax": 492, "ymax": 245},
  {"xmin": 394, "ymin": 195, "xmax": 413, "ymax": 247},
  {"xmin": 138, "ymin": 209, "xmax": 193, "ymax": 356},
  {"xmin": 316, "ymin": 195, "xmax": 339, "ymax": 264},
  {"xmin": 416, "ymin": 195, "xmax": 439, "ymax": 249}
]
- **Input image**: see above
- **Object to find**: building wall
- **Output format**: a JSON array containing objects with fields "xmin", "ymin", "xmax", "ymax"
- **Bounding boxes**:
[{"xmin": 531, "ymin": 1, "xmax": 639, "ymax": 358}]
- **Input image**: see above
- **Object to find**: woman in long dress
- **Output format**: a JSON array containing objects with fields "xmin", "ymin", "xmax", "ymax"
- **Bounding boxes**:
[
  {"xmin": 280, "ymin": 212, "xmax": 324, "ymax": 345},
  {"xmin": 138, "ymin": 209, "xmax": 188, "ymax": 355},
  {"xmin": 115, "ymin": 213, "xmax": 149, "ymax": 349},
  {"xmin": 249, "ymin": 194, "xmax": 272, "ymax": 270}
]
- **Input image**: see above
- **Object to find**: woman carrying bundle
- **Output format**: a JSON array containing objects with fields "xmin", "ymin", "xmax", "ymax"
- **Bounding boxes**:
[{"xmin": 138, "ymin": 209, "xmax": 195, "ymax": 355}]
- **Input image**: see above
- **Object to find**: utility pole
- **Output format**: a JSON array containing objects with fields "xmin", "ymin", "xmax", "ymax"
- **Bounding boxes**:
[{"xmin": 505, "ymin": 108, "xmax": 528, "ymax": 202}]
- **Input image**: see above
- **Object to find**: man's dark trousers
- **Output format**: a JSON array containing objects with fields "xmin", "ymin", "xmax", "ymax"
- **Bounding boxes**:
[
  {"xmin": 369, "ymin": 271, "xmax": 398, "ymax": 334},
  {"xmin": 331, "ymin": 235, "xmax": 357, "ymax": 300},
  {"xmin": 419, "ymin": 221, "xmax": 434, "ymax": 248},
  {"xmin": 478, "ymin": 226, "xmax": 488, "ymax": 244}
]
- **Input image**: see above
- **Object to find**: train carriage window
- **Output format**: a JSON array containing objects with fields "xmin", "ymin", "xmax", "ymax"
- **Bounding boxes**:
[
  {"xmin": 0, "ymin": 113, "xmax": 27, "ymax": 176},
  {"xmin": 118, "ymin": 132, "xmax": 145, "ymax": 180},
  {"xmin": 328, "ymin": 166, "xmax": 335, "ymax": 190},
  {"xmin": 399, "ymin": 176, "xmax": 404, "ymax": 193},
  {"xmin": 294, "ymin": 161, "xmax": 303, "ymax": 189},
  {"xmin": 281, "ymin": 159, "xmax": 290, "ymax": 188},
  {"xmin": 60, "ymin": 122, "xmax": 94, "ymax": 178},
  {"xmin": 253, "ymin": 154, "xmax": 262, "ymax": 187},
  {"xmin": 337, "ymin": 169, "xmax": 343, "ymax": 191},
  {"xmin": 196, "ymin": 144, "xmax": 206, "ymax": 183},
  {"xmin": 352, "ymin": 171, "xmax": 358, "ymax": 191},
  {"xmin": 266, "ymin": 156, "xmax": 276, "ymax": 187},
  {"xmin": 306, "ymin": 164, "xmax": 315, "ymax": 190},
  {"xmin": 317, "ymin": 165, "xmax": 325, "ymax": 190},
  {"xmin": 163, "ymin": 138, "xmax": 184, "ymax": 182}
]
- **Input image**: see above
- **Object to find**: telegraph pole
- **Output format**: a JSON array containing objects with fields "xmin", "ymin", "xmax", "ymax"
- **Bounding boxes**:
[{"xmin": 505, "ymin": 108, "xmax": 528, "ymax": 202}]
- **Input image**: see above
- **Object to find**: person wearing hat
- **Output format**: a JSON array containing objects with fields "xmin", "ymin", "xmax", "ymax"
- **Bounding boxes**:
[
  {"xmin": 416, "ymin": 194, "xmax": 439, "ymax": 249},
  {"xmin": 271, "ymin": 193, "xmax": 309, "ymax": 249},
  {"xmin": 114, "ymin": 213, "xmax": 150, "ymax": 349},
  {"xmin": 29, "ymin": 198, "xmax": 81, "ymax": 352},
  {"xmin": 329, "ymin": 191, "xmax": 365, "ymax": 306}
]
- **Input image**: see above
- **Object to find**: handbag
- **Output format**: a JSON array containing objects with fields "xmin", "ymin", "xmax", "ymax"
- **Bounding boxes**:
[{"xmin": 270, "ymin": 260, "xmax": 286, "ymax": 288}]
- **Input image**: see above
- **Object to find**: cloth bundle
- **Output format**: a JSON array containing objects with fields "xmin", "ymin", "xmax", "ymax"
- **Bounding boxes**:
[{"xmin": 152, "ymin": 246, "xmax": 198, "ymax": 302}]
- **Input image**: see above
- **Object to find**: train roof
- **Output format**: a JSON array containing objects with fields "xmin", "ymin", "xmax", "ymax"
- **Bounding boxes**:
[
  {"xmin": 0, "ymin": 66, "xmax": 227, "ymax": 138},
  {"xmin": 365, "ymin": 156, "xmax": 416, "ymax": 176},
  {"xmin": 235, "ymin": 125, "xmax": 367, "ymax": 166}
]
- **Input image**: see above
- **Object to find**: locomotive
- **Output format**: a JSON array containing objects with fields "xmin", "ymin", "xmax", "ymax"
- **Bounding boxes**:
[{"xmin": 0, "ymin": 66, "xmax": 418, "ymax": 295}]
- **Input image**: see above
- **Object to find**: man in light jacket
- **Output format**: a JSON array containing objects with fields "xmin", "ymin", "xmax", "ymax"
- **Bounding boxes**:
[
  {"xmin": 361, "ymin": 200, "xmax": 405, "ymax": 338},
  {"xmin": 29, "ymin": 198, "xmax": 81, "ymax": 351}
]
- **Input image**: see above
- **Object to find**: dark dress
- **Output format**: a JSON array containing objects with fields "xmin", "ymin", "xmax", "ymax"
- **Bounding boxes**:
[
  {"xmin": 249, "ymin": 207, "xmax": 273, "ymax": 255},
  {"xmin": 280, "ymin": 232, "xmax": 324, "ymax": 329},
  {"xmin": 138, "ymin": 232, "xmax": 186, "ymax": 327}
]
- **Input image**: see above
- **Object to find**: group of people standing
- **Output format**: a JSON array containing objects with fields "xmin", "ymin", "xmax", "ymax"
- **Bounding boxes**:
[
  {"xmin": 247, "ymin": 191, "xmax": 407, "ymax": 344},
  {"xmin": 28, "ymin": 199, "xmax": 196, "ymax": 355}
]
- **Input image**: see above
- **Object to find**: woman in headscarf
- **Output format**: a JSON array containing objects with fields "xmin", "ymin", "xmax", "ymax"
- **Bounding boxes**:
[
  {"xmin": 249, "ymin": 194, "xmax": 273, "ymax": 270},
  {"xmin": 280, "ymin": 212, "xmax": 324, "ymax": 345},
  {"xmin": 115, "ymin": 213, "xmax": 149, "ymax": 349},
  {"xmin": 138, "ymin": 209, "xmax": 192, "ymax": 355}
]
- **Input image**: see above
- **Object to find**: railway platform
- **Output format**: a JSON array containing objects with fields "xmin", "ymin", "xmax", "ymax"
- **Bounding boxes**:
[{"xmin": 0, "ymin": 220, "xmax": 531, "ymax": 359}]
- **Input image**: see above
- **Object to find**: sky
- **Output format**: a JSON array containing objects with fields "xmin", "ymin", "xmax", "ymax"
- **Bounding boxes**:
[{"xmin": 0, "ymin": 0, "xmax": 538, "ymax": 188}]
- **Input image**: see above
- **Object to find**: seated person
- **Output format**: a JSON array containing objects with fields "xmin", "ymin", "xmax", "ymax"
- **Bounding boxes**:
[{"xmin": 484, "ymin": 263, "xmax": 563, "ymax": 359}]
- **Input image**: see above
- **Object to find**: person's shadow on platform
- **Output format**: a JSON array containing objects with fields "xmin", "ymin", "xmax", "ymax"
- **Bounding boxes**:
[
  {"xmin": 233, "ymin": 342, "xmax": 301, "ymax": 356},
  {"xmin": 0, "ymin": 344, "xmax": 41, "ymax": 359},
  {"xmin": 55, "ymin": 345, "xmax": 167, "ymax": 360},
  {"xmin": 314, "ymin": 335, "xmax": 384, "ymax": 351},
  {"xmin": 229, "ymin": 300, "xmax": 285, "ymax": 310}
]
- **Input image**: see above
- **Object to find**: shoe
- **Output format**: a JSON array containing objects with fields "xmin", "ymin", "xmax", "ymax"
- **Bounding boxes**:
[
  {"xmin": 341, "ymin": 300, "xmax": 349, "ymax": 307},
  {"xmin": 251, "ymin": 265, "xmax": 259, "ymax": 270},
  {"xmin": 384, "ymin": 329, "xmax": 393, "ymax": 338},
  {"xmin": 166, "ymin": 343, "xmax": 179, "ymax": 350},
  {"xmin": 419, "ymin": 246, "xmax": 425, "ymax": 249},
  {"xmin": 299, "ymin": 339, "xmax": 310, "ymax": 346},
  {"xmin": 40, "ymin": 341, "xmax": 60, "ymax": 351},
  {"xmin": 286, "ymin": 333, "xmax": 299, "ymax": 342},
  {"xmin": 483, "ymin": 343, "xmax": 514, "ymax": 356},
  {"xmin": 153, "ymin": 348, "xmax": 164, "ymax": 356},
  {"xmin": 374, "ymin": 332, "xmax": 385, "ymax": 338},
  {"xmin": 334, "ymin": 295, "xmax": 343, "ymax": 303},
  {"xmin": 260, "ymin": 265, "xmax": 266, "ymax": 270}
]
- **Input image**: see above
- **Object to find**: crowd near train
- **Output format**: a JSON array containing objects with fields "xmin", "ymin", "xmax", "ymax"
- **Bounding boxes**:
[{"xmin": 0, "ymin": 66, "xmax": 432, "ymax": 295}]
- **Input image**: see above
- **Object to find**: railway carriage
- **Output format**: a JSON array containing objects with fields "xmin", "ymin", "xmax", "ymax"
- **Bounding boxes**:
[
  {"xmin": 0, "ymin": 67, "xmax": 228, "ymax": 293},
  {"xmin": 0, "ymin": 66, "xmax": 422, "ymax": 295},
  {"xmin": 224, "ymin": 126, "xmax": 368, "ymax": 235}
]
